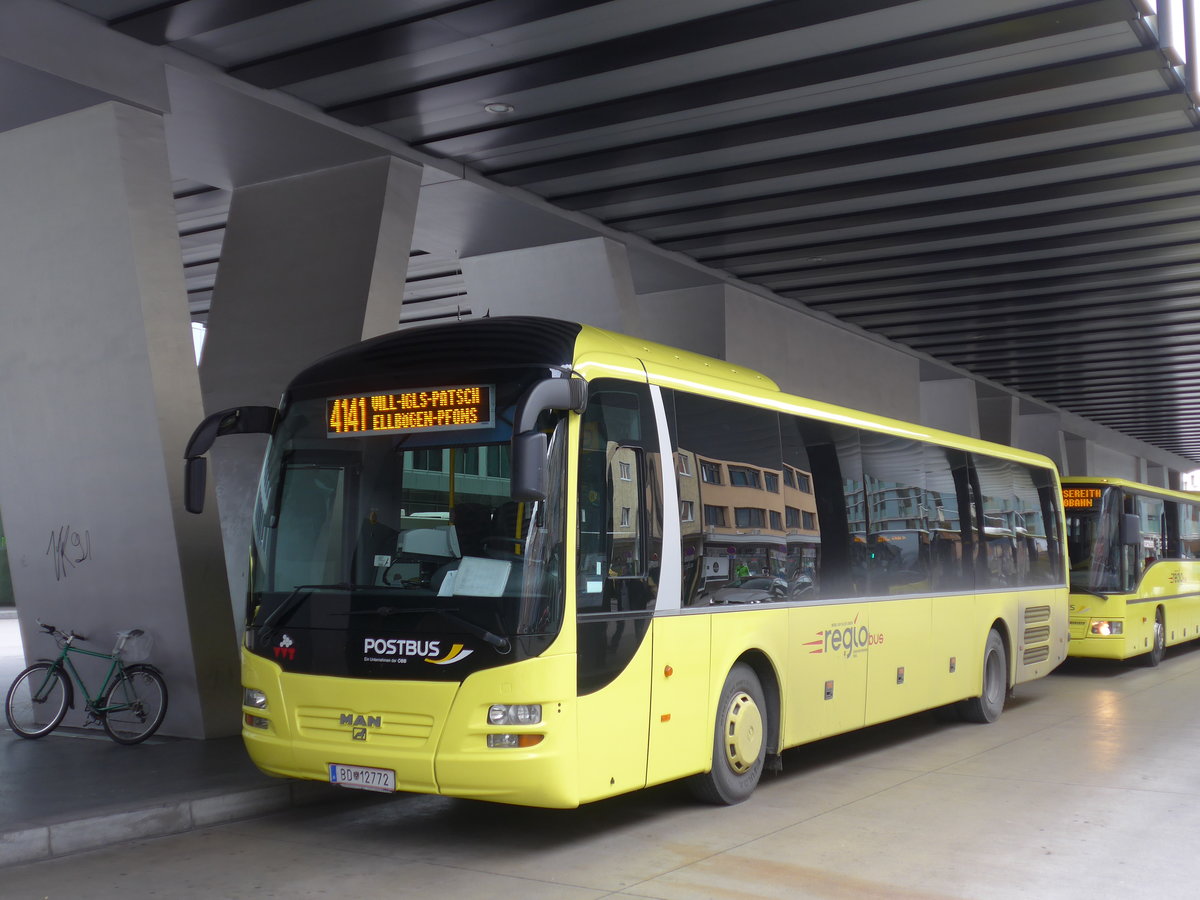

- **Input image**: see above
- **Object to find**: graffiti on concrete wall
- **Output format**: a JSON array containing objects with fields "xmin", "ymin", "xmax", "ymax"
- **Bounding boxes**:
[{"xmin": 46, "ymin": 525, "xmax": 92, "ymax": 582}]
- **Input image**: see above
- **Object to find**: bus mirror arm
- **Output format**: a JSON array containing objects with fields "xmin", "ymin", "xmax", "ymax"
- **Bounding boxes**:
[
  {"xmin": 510, "ymin": 377, "xmax": 588, "ymax": 502},
  {"xmin": 182, "ymin": 405, "xmax": 278, "ymax": 514}
]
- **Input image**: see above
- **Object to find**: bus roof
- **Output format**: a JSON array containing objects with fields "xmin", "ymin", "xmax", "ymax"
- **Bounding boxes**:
[
  {"xmin": 281, "ymin": 316, "xmax": 1060, "ymax": 473},
  {"xmin": 1060, "ymin": 476, "xmax": 1200, "ymax": 503},
  {"xmin": 575, "ymin": 322, "xmax": 1059, "ymax": 472}
]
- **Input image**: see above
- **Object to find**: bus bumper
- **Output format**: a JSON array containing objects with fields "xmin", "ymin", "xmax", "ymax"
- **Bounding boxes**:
[{"xmin": 239, "ymin": 649, "xmax": 580, "ymax": 808}]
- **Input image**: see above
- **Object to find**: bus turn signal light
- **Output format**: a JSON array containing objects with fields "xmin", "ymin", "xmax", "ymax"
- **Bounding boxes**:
[{"xmin": 487, "ymin": 734, "xmax": 544, "ymax": 748}]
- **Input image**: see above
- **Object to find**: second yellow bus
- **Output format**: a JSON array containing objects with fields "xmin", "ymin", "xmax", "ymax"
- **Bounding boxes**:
[{"xmin": 1064, "ymin": 476, "xmax": 1200, "ymax": 665}]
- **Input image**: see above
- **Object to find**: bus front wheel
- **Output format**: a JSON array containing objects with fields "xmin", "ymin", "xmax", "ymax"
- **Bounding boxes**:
[
  {"xmin": 959, "ymin": 629, "xmax": 1007, "ymax": 724},
  {"xmin": 1142, "ymin": 609, "xmax": 1166, "ymax": 667},
  {"xmin": 689, "ymin": 663, "xmax": 767, "ymax": 805}
]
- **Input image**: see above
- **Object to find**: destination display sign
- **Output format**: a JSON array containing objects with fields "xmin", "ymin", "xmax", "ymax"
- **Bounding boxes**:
[
  {"xmin": 327, "ymin": 385, "xmax": 494, "ymax": 437},
  {"xmin": 1062, "ymin": 486, "xmax": 1103, "ymax": 510}
]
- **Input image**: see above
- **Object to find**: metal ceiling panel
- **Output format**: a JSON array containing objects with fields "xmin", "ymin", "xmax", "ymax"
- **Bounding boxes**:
[{"xmin": 55, "ymin": 0, "xmax": 1200, "ymax": 462}]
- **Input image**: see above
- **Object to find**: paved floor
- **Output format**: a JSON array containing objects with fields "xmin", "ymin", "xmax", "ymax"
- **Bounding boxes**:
[
  {"xmin": 0, "ymin": 611, "xmax": 341, "ymax": 866},
  {"xmin": 4, "ymin": 607, "xmax": 1200, "ymax": 898}
]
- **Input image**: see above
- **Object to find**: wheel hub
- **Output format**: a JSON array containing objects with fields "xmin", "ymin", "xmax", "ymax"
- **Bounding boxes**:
[{"xmin": 723, "ymin": 691, "xmax": 763, "ymax": 773}]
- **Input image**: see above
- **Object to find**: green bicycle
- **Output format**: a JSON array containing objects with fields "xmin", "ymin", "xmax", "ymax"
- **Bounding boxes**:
[{"xmin": 4, "ymin": 620, "xmax": 168, "ymax": 744}]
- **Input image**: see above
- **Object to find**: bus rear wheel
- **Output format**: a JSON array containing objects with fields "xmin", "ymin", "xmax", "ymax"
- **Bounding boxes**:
[
  {"xmin": 1142, "ymin": 609, "xmax": 1166, "ymax": 667},
  {"xmin": 689, "ymin": 663, "xmax": 767, "ymax": 805},
  {"xmin": 959, "ymin": 629, "xmax": 1007, "ymax": 724}
]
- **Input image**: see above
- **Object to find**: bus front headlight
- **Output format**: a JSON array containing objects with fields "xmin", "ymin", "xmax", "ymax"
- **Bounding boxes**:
[
  {"xmin": 1090, "ymin": 620, "xmax": 1123, "ymax": 636},
  {"xmin": 488, "ymin": 704, "xmax": 541, "ymax": 725}
]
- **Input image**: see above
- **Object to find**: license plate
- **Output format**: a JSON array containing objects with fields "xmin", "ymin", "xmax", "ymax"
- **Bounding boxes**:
[{"xmin": 328, "ymin": 763, "xmax": 395, "ymax": 793}]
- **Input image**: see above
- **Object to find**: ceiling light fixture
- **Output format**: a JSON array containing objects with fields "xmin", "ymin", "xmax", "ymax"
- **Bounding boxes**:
[{"xmin": 483, "ymin": 102, "xmax": 515, "ymax": 114}]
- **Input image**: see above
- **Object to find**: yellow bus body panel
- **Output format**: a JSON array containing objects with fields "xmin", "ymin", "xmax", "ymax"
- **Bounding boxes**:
[
  {"xmin": 1068, "ymin": 563, "xmax": 1200, "ymax": 660},
  {"xmin": 242, "ymin": 648, "xmax": 585, "ymax": 808},
  {"xmin": 646, "ymin": 613, "xmax": 712, "ymax": 788},
  {"xmin": 785, "ymin": 601, "xmax": 869, "ymax": 742},
  {"xmin": 575, "ymin": 630, "xmax": 653, "ymax": 804}
]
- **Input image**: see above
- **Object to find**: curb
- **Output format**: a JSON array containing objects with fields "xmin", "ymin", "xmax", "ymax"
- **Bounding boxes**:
[{"xmin": 0, "ymin": 781, "xmax": 337, "ymax": 867}]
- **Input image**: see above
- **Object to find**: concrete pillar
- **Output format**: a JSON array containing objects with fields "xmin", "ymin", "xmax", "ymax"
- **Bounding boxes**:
[
  {"xmin": 460, "ymin": 236, "xmax": 640, "ymax": 333},
  {"xmin": 1088, "ymin": 443, "xmax": 1140, "ymax": 481},
  {"xmin": 725, "ymin": 288, "xmax": 920, "ymax": 420},
  {"xmin": 0, "ymin": 102, "xmax": 236, "ymax": 738},
  {"xmin": 1064, "ymin": 434, "xmax": 1088, "ymax": 477},
  {"xmin": 636, "ymin": 285, "xmax": 726, "ymax": 358},
  {"xmin": 0, "ymin": 512, "xmax": 13, "ymax": 608},
  {"xmin": 919, "ymin": 378, "xmax": 980, "ymax": 439},
  {"xmin": 199, "ymin": 156, "xmax": 422, "ymax": 612},
  {"xmin": 1142, "ymin": 461, "xmax": 1167, "ymax": 488},
  {"xmin": 1015, "ymin": 413, "xmax": 1067, "ymax": 471},
  {"xmin": 978, "ymin": 394, "xmax": 1018, "ymax": 446}
]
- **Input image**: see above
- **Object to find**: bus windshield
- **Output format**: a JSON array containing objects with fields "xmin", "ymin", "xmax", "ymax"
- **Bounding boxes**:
[
  {"xmin": 245, "ymin": 389, "xmax": 567, "ymax": 674},
  {"xmin": 1066, "ymin": 486, "xmax": 1123, "ymax": 593}
]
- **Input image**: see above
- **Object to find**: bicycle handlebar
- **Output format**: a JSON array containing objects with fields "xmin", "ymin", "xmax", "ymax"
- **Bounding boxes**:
[{"xmin": 35, "ymin": 619, "xmax": 87, "ymax": 642}]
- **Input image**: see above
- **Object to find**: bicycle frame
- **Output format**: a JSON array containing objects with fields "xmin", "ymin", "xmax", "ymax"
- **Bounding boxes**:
[{"xmin": 41, "ymin": 640, "xmax": 130, "ymax": 716}]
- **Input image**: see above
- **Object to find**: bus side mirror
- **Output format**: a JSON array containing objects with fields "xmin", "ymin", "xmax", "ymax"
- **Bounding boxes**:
[
  {"xmin": 511, "ymin": 431, "xmax": 549, "ymax": 501},
  {"xmin": 182, "ymin": 405, "xmax": 277, "ymax": 515},
  {"xmin": 1120, "ymin": 513, "xmax": 1141, "ymax": 546},
  {"xmin": 184, "ymin": 457, "xmax": 207, "ymax": 514},
  {"xmin": 510, "ymin": 376, "xmax": 587, "ymax": 501}
]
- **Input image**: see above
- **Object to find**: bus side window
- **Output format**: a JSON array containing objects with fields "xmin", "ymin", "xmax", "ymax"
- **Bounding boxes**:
[
  {"xmin": 1179, "ymin": 501, "xmax": 1200, "ymax": 558},
  {"xmin": 575, "ymin": 381, "xmax": 662, "ymax": 696},
  {"xmin": 859, "ymin": 432, "xmax": 931, "ymax": 596},
  {"xmin": 669, "ymin": 390, "xmax": 785, "ymax": 606}
]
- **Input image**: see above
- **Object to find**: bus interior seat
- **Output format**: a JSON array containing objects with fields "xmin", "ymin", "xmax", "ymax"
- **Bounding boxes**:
[{"xmin": 451, "ymin": 502, "xmax": 493, "ymax": 557}]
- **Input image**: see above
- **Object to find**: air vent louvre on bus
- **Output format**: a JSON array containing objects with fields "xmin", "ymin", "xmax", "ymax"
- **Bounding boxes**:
[
  {"xmin": 1023, "ymin": 645, "xmax": 1050, "ymax": 665},
  {"xmin": 1023, "ymin": 625, "xmax": 1051, "ymax": 644}
]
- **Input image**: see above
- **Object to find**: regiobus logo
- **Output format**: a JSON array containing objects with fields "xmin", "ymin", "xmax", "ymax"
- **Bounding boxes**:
[{"xmin": 804, "ymin": 614, "xmax": 884, "ymax": 658}]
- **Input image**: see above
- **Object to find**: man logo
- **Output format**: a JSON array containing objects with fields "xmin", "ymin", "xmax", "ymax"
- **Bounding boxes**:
[{"xmin": 340, "ymin": 713, "xmax": 381, "ymax": 741}]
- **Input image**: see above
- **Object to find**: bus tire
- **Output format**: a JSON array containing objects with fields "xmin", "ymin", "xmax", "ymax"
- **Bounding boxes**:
[
  {"xmin": 959, "ymin": 629, "xmax": 1007, "ymax": 724},
  {"xmin": 1142, "ymin": 608, "xmax": 1166, "ymax": 667},
  {"xmin": 689, "ymin": 663, "xmax": 767, "ymax": 805}
]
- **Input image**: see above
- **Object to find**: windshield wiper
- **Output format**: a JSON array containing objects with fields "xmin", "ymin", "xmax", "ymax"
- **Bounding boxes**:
[
  {"xmin": 259, "ymin": 582, "xmax": 358, "ymax": 631},
  {"xmin": 1070, "ymin": 586, "xmax": 1109, "ymax": 600},
  {"xmin": 346, "ymin": 605, "xmax": 511, "ymax": 653}
]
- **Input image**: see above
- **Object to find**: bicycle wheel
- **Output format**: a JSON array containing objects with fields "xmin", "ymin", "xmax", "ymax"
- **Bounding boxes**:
[
  {"xmin": 101, "ymin": 664, "xmax": 168, "ymax": 744},
  {"xmin": 6, "ymin": 663, "xmax": 70, "ymax": 739}
]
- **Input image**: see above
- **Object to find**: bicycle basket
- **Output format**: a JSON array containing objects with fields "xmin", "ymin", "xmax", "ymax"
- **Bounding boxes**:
[{"xmin": 114, "ymin": 628, "xmax": 153, "ymax": 662}]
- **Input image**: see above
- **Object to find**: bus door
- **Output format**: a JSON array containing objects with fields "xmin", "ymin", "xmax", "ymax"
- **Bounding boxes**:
[{"xmin": 574, "ymin": 379, "xmax": 663, "ymax": 802}]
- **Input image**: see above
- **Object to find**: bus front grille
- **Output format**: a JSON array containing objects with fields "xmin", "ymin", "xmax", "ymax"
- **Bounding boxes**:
[{"xmin": 295, "ymin": 706, "xmax": 436, "ymax": 746}]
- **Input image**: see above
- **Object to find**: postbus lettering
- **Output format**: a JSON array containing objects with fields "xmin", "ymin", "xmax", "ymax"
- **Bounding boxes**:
[{"xmin": 363, "ymin": 637, "xmax": 442, "ymax": 658}]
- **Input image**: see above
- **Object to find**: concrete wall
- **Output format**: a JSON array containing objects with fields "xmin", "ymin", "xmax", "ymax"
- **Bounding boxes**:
[
  {"xmin": 200, "ymin": 156, "xmax": 422, "ymax": 616},
  {"xmin": 0, "ymin": 103, "xmax": 236, "ymax": 738}
]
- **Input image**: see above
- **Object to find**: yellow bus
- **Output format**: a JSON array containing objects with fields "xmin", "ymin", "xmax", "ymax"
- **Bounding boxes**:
[
  {"xmin": 1063, "ymin": 477, "xmax": 1200, "ymax": 666},
  {"xmin": 184, "ymin": 317, "xmax": 1068, "ymax": 807}
]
